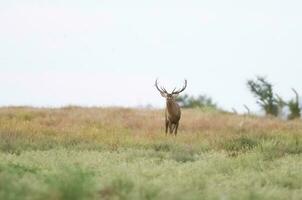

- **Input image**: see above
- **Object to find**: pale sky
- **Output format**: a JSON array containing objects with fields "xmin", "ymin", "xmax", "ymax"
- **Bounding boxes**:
[{"xmin": 0, "ymin": 0, "xmax": 302, "ymax": 112}]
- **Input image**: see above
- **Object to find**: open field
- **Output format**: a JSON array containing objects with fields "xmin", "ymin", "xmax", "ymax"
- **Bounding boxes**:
[{"xmin": 1, "ymin": 107, "xmax": 302, "ymax": 200}]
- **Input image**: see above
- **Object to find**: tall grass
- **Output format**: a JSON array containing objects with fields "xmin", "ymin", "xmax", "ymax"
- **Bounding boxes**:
[{"xmin": 0, "ymin": 107, "xmax": 302, "ymax": 199}]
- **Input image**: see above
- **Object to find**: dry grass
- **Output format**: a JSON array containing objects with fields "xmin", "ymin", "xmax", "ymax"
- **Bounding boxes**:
[
  {"xmin": 1, "ymin": 107, "xmax": 302, "ymax": 200},
  {"xmin": 1, "ymin": 106, "xmax": 301, "ymax": 149}
]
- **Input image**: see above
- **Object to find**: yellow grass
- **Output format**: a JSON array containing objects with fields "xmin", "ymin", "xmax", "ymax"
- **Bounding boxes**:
[
  {"xmin": 0, "ymin": 106, "xmax": 301, "ymax": 145},
  {"xmin": 1, "ymin": 107, "xmax": 302, "ymax": 200}
]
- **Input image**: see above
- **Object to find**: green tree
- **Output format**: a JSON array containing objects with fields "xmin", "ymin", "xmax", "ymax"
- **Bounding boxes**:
[{"xmin": 247, "ymin": 76, "xmax": 281, "ymax": 116}]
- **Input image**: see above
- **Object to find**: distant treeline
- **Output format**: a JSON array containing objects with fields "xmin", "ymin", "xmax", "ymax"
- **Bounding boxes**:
[
  {"xmin": 247, "ymin": 76, "xmax": 301, "ymax": 120},
  {"xmin": 177, "ymin": 76, "xmax": 301, "ymax": 120},
  {"xmin": 176, "ymin": 94, "xmax": 217, "ymax": 109}
]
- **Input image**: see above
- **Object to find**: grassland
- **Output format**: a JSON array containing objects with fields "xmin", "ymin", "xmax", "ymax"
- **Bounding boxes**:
[{"xmin": 0, "ymin": 107, "xmax": 302, "ymax": 200}]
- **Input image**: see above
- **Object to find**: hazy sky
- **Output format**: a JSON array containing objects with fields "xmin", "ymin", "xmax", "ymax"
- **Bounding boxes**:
[{"xmin": 0, "ymin": 0, "xmax": 301, "ymax": 112}]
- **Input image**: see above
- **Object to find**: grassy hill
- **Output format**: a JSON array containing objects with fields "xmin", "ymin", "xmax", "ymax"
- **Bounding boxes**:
[{"xmin": 0, "ymin": 107, "xmax": 302, "ymax": 200}]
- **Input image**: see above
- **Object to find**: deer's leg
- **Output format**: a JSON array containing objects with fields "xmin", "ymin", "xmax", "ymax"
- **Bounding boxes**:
[
  {"xmin": 174, "ymin": 122, "xmax": 179, "ymax": 136},
  {"xmin": 165, "ymin": 120, "xmax": 169, "ymax": 135},
  {"xmin": 170, "ymin": 124, "xmax": 175, "ymax": 134},
  {"xmin": 169, "ymin": 123, "xmax": 173, "ymax": 134}
]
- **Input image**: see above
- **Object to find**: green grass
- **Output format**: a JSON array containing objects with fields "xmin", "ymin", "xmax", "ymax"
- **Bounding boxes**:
[{"xmin": 0, "ymin": 107, "xmax": 302, "ymax": 199}]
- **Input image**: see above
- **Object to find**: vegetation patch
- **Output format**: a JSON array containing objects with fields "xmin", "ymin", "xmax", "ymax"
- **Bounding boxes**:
[
  {"xmin": 99, "ymin": 177, "xmax": 134, "ymax": 200},
  {"xmin": 45, "ymin": 167, "xmax": 96, "ymax": 200},
  {"xmin": 0, "ymin": 107, "xmax": 302, "ymax": 199},
  {"xmin": 258, "ymin": 136, "xmax": 302, "ymax": 160},
  {"xmin": 221, "ymin": 136, "xmax": 259, "ymax": 154}
]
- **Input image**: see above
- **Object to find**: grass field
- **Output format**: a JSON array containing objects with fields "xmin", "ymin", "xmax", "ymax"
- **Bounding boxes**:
[{"xmin": 1, "ymin": 107, "xmax": 302, "ymax": 200}]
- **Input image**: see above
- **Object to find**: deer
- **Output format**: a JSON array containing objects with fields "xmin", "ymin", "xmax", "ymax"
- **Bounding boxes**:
[{"xmin": 155, "ymin": 79, "xmax": 187, "ymax": 136}]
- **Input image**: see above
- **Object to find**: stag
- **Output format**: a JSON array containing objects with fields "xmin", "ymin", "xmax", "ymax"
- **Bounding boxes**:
[{"xmin": 155, "ymin": 79, "xmax": 187, "ymax": 135}]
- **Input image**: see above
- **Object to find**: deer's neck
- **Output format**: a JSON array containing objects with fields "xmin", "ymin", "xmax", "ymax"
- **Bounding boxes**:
[{"xmin": 166, "ymin": 100, "xmax": 180, "ymax": 115}]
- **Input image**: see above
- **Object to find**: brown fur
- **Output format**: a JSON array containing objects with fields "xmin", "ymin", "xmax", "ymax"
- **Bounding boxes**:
[{"xmin": 165, "ymin": 99, "xmax": 181, "ymax": 135}]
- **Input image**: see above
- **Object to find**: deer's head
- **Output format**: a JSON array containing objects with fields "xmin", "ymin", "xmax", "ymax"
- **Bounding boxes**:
[{"xmin": 155, "ymin": 79, "xmax": 187, "ymax": 102}]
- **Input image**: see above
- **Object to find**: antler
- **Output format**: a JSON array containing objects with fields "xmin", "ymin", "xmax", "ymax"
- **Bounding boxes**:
[
  {"xmin": 172, "ymin": 79, "xmax": 187, "ymax": 95},
  {"xmin": 155, "ymin": 79, "xmax": 168, "ymax": 95}
]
